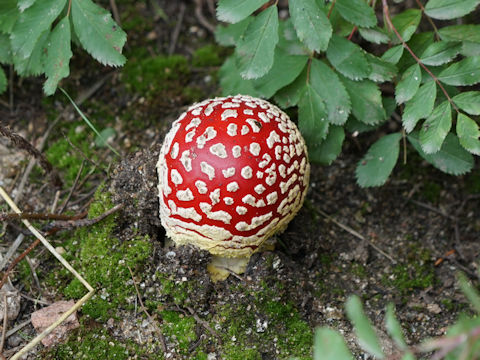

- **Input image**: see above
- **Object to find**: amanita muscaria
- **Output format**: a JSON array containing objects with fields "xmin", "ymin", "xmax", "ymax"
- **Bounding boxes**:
[{"xmin": 157, "ymin": 95, "xmax": 310, "ymax": 280}]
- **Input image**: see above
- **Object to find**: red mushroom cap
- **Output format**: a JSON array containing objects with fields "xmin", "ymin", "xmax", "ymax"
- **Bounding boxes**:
[{"xmin": 157, "ymin": 95, "xmax": 310, "ymax": 258}]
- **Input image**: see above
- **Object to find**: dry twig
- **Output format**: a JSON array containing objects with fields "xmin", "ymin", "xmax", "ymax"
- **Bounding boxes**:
[
  {"xmin": 14, "ymin": 72, "xmax": 112, "ymax": 203},
  {"xmin": 0, "ymin": 186, "xmax": 94, "ymax": 360},
  {"xmin": 0, "ymin": 295, "xmax": 7, "ymax": 358},
  {"xmin": 169, "ymin": 3, "xmax": 186, "ymax": 55},
  {"xmin": 317, "ymin": 208, "xmax": 396, "ymax": 264},
  {"xmin": 186, "ymin": 306, "xmax": 221, "ymax": 342},
  {"xmin": 0, "ymin": 124, "xmax": 61, "ymax": 188},
  {"xmin": 194, "ymin": 0, "xmax": 215, "ymax": 33},
  {"xmin": 127, "ymin": 265, "xmax": 167, "ymax": 352},
  {"xmin": 58, "ymin": 160, "xmax": 84, "ymax": 214}
]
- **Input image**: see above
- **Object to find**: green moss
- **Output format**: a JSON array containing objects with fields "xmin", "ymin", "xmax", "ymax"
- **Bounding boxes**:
[
  {"xmin": 158, "ymin": 275, "xmax": 190, "ymax": 304},
  {"xmin": 422, "ymin": 181, "xmax": 442, "ymax": 203},
  {"xmin": 62, "ymin": 186, "xmax": 152, "ymax": 322},
  {"xmin": 182, "ymin": 85, "xmax": 206, "ymax": 103},
  {"xmin": 382, "ymin": 243, "xmax": 435, "ymax": 296},
  {"xmin": 46, "ymin": 124, "xmax": 98, "ymax": 186},
  {"xmin": 161, "ymin": 310, "xmax": 197, "ymax": 354},
  {"xmin": 41, "ymin": 326, "xmax": 129, "ymax": 360},
  {"xmin": 350, "ymin": 262, "xmax": 367, "ymax": 278},
  {"xmin": 40, "ymin": 321, "xmax": 165, "ymax": 360},
  {"xmin": 192, "ymin": 44, "xmax": 223, "ymax": 67},
  {"xmin": 466, "ymin": 170, "xmax": 480, "ymax": 194},
  {"xmin": 121, "ymin": 55, "xmax": 189, "ymax": 98},
  {"xmin": 17, "ymin": 260, "xmax": 33, "ymax": 291},
  {"xmin": 216, "ymin": 283, "xmax": 313, "ymax": 360}
]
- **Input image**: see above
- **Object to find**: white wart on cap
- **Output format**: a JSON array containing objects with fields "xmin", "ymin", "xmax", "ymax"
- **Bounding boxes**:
[{"xmin": 157, "ymin": 95, "xmax": 310, "ymax": 276}]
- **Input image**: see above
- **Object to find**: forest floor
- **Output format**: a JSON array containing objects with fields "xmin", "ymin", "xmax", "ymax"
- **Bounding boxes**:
[{"xmin": 0, "ymin": 1, "xmax": 479, "ymax": 359}]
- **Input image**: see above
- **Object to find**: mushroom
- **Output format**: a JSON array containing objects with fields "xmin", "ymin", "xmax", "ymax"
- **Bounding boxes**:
[{"xmin": 157, "ymin": 95, "xmax": 310, "ymax": 281}]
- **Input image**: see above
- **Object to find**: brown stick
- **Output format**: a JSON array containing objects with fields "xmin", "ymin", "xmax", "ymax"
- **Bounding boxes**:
[
  {"xmin": 58, "ymin": 160, "xmax": 84, "ymax": 214},
  {"xmin": 0, "ymin": 123, "xmax": 62, "ymax": 188},
  {"xmin": 0, "ymin": 204, "xmax": 122, "ymax": 292},
  {"xmin": 45, "ymin": 204, "xmax": 123, "ymax": 232},
  {"xmin": 0, "ymin": 294, "xmax": 7, "ymax": 358},
  {"xmin": 194, "ymin": 0, "xmax": 215, "ymax": 34},
  {"xmin": 127, "ymin": 265, "xmax": 167, "ymax": 352},
  {"xmin": 327, "ymin": 0, "xmax": 337, "ymax": 18},
  {"xmin": 169, "ymin": 2, "xmax": 186, "ymax": 55},
  {"xmin": 382, "ymin": 0, "xmax": 459, "ymax": 112},
  {"xmin": 0, "ymin": 238, "xmax": 41, "ymax": 292},
  {"xmin": 414, "ymin": 0, "xmax": 440, "ymax": 40},
  {"xmin": 109, "ymin": 0, "xmax": 121, "ymax": 26},
  {"xmin": 0, "ymin": 212, "xmax": 81, "ymax": 222}
]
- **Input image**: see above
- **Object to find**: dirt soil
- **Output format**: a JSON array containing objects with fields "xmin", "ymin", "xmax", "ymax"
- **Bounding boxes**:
[{"xmin": 0, "ymin": 1, "xmax": 479, "ymax": 359}]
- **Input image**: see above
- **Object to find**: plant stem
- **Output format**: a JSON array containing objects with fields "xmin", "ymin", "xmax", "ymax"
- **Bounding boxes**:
[
  {"xmin": 414, "ymin": 0, "xmax": 441, "ymax": 40},
  {"xmin": 347, "ymin": 26, "xmax": 357, "ymax": 41},
  {"xmin": 382, "ymin": 0, "xmax": 459, "ymax": 112},
  {"xmin": 327, "ymin": 0, "xmax": 337, "ymax": 18},
  {"xmin": 67, "ymin": 0, "xmax": 72, "ymax": 17},
  {"xmin": 306, "ymin": 56, "xmax": 313, "ymax": 84}
]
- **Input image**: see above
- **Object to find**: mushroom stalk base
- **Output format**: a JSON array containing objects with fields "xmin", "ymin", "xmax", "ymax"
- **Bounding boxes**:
[{"xmin": 207, "ymin": 256, "xmax": 250, "ymax": 282}]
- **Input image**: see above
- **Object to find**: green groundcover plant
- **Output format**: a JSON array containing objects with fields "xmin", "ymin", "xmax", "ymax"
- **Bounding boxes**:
[
  {"xmin": 0, "ymin": 0, "xmax": 126, "ymax": 95},
  {"xmin": 311, "ymin": 273, "xmax": 480, "ymax": 359},
  {"xmin": 215, "ymin": 0, "xmax": 480, "ymax": 186}
]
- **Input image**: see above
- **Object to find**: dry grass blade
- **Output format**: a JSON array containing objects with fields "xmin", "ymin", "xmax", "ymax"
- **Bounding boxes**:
[
  {"xmin": 0, "ymin": 186, "xmax": 94, "ymax": 359},
  {"xmin": 0, "ymin": 294, "xmax": 7, "ymax": 357},
  {"xmin": 0, "ymin": 124, "xmax": 62, "ymax": 188},
  {"xmin": 317, "ymin": 208, "xmax": 396, "ymax": 264},
  {"xmin": 127, "ymin": 265, "xmax": 167, "ymax": 352}
]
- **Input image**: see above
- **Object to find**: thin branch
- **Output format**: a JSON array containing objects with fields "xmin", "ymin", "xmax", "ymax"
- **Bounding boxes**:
[
  {"xmin": 317, "ymin": 208, "xmax": 397, "ymax": 264},
  {"xmin": 0, "ymin": 234, "xmax": 24, "ymax": 271},
  {"xmin": 127, "ymin": 265, "xmax": 167, "ymax": 352},
  {"xmin": 414, "ymin": 0, "xmax": 440, "ymax": 40},
  {"xmin": 185, "ymin": 305, "xmax": 222, "ymax": 343},
  {"xmin": 194, "ymin": 0, "xmax": 215, "ymax": 34},
  {"xmin": 327, "ymin": 0, "xmax": 337, "ymax": 18},
  {"xmin": 382, "ymin": 0, "xmax": 459, "ymax": 112},
  {"xmin": 0, "ymin": 295, "xmax": 7, "ymax": 358},
  {"xmin": 401, "ymin": 128, "xmax": 407, "ymax": 165},
  {"xmin": 347, "ymin": 26, "xmax": 358, "ymax": 41},
  {"xmin": 44, "ymin": 204, "xmax": 122, "ymax": 232},
  {"xmin": 0, "ymin": 186, "xmax": 95, "ymax": 360},
  {"xmin": 169, "ymin": 2, "xmax": 187, "ymax": 55},
  {"xmin": 66, "ymin": 0, "xmax": 72, "ymax": 17},
  {"xmin": 0, "ymin": 239, "xmax": 40, "ymax": 292},
  {"xmin": 58, "ymin": 160, "xmax": 84, "ymax": 214},
  {"xmin": 0, "ymin": 123, "xmax": 62, "ymax": 188},
  {"xmin": 109, "ymin": 0, "xmax": 121, "ymax": 26},
  {"xmin": 0, "ymin": 212, "xmax": 81, "ymax": 222}
]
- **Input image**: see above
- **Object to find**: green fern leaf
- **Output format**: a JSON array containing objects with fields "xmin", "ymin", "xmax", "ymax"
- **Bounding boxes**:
[
  {"xmin": 298, "ymin": 85, "xmax": 329, "ymax": 144},
  {"xmin": 44, "ymin": 17, "xmax": 72, "ymax": 95},
  {"xmin": 289, "ymin": 0, "xmax": 332, "ymax": 52},
  {"xmin": 0, "ymin": 0, "xmax": 19, "ymax": 33},
  {"xmin": 71, "ymin": 0, "xmax": 126, "ymax": 67},
  {"xmin": 419, "ymin": 101, "xmax": 452, "ymax": 154},
  {"xmin": 310, "ymin": 59, "xmax": 351, "ymax": 125},
  {"xmin": 341, "ymin": 77, "xmax": 385, "ymax": 125},
  {"xmin": 11, "ymin": 0, "xmax": 66, "ymax": 60},
  {"xmin": 236, "ymin": 6, "xmax": 279, "ymax": 79},
  {"xmin": 457, "ymin": 113, "xmax": 480, "ymax": 155},
  {"xmin": 408, "ymin": 132, "xmax": 473, "ymax": 175},
  {"xmin": 402, "ymin": 81, "xmax": 437, "ymax": 133},
  {"xmin": 425, "ymin": 0, "xmax": 480, "ymax": 20},
  {"xmin": 216, "ymin": 0, "xmax": 265, "ymax": 24},
  {"xmin": 0, "ymin": 67, "xmax": 6, "ymax": 94},
  {"xmin": 327, "ymin": 34, "xmax": 371, "ymax": 80},
  {"xmin": 396, "ymin": 64, "xmax": 422, "ymax": 104},
  {"xmin": 356, "ymin": 133, "xmax": 402, "ymax": 187}
]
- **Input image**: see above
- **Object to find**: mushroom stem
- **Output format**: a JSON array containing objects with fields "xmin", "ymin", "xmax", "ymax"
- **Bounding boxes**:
[{"xmin": 207, "ymin": 255, "xmax": 250, "ymax": 282}]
